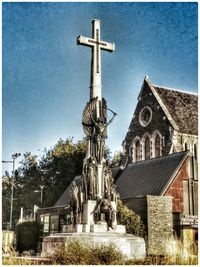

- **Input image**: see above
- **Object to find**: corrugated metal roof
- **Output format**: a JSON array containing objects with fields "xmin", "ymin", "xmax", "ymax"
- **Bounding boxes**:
[
  {"xmin": 111, "ymin": 166, "xmax": 123, "ymax": 181},
  {"xmin": 116, "ymin": 151, "xmax": 189, "ymax": 199}
]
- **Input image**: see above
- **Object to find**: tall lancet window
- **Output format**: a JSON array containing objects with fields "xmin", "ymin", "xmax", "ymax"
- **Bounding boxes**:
[
  {"xmin": 194, "ymin": 143, "xmax": 198, "ymax": 161},
  {"xmin": 184, "ymin": 141, "xmax": 190, "ymax": 151},
  {"xmin": 155, "ymin": 134, "xmax": 161, "ymax": 157},
  {"xmin": 145, "ymin": 137, "xmax": 151, "ymax": 160},
  {"xmin": 135, "ymin": 140, "xmax": 141, "ymax": 161}
]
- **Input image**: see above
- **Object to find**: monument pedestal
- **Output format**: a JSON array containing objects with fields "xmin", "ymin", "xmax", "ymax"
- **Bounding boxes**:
[
  {"xmin": 82, "ymin": 200, "xmax": 96, "ymax": 224},
  {"xmin": 41, "ymin": 198, "xmax": 144, "ymax": 259},
  {"xmin": 41, "ymin": 232, "xmax": 146, "ymax": 260}
]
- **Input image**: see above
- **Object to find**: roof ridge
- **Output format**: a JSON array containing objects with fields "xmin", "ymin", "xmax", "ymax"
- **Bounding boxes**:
[
  {"xmin": 152, "ymin": 84, "xmax": 198, "ymax": 96},
  {"xmin": 127, "ymin": 151, "xmax": 189, "ymax": 166}
]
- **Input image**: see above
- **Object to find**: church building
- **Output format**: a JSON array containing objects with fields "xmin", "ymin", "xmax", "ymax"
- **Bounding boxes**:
[{"xmin": 116, "ymin": 76, "xmax": 198, "ymax": 245}]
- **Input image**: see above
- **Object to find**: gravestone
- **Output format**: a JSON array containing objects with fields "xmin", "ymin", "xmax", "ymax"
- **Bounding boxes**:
[{"xmin": 41, "ymin": 19, "xmax": 146, "ymax": 260}]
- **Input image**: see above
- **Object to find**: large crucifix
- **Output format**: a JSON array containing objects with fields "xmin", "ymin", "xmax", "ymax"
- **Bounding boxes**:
[{"xmin": 77, "ymin": 19, "xmax": 115, "ymax": 100}]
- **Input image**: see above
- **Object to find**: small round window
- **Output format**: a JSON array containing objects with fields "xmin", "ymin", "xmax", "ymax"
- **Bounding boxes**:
[{"xmin": 139, "ymin": 106, "xmax": 152, "ymax": 127}]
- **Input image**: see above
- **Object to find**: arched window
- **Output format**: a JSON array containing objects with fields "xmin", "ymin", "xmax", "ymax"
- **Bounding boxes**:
[
  {"xmin": 145, "ymin": 137, "xmax": 151, "ymax": 160},
  {"xmin": 155, "ymin": 134, "xmax": 161, "ymax": 157},
  {"xmin": 184, "ymin": 141, "xmax": 190, "ymax": 151},
  {"xmin": 194, "ymin": 143, "xmax": 198, "ymax": 161},
  {"xmin": 135, "ymin": 140, "xmax": 141, "ymax": 161}
]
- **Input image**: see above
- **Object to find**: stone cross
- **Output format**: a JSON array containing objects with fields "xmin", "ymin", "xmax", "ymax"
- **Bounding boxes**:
[{"xmin": 77, "ymin": 19, "xmax": 115, "ymax": 100}]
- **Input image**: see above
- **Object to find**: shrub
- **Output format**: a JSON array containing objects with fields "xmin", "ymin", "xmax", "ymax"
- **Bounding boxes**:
[
  {"xmin": 117, "ymin": 199, "xmax": 146, "ymax": 238},
  {"xmin": 16, "ymin": 221, "xmax": 40, "ymax": 253},
  {"xmin": 87, "ymin": 243, "xmax": 125, "ymax": 265},
  {"xmin": 50, "ymin": 238, "xmax": 126, "ymax": 265}
]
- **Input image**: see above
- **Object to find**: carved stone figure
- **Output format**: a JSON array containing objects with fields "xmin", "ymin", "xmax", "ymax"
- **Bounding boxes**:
[
  {"xmin": 103, "ymin": 165, "xmax": 112, "ymax": 199},
  {"xmin": 94, "ymin": 196, "xmax": 116, "ymax": 229},
  {"xmin": 82, "ymin": 159, "xmax": 89, "ymax": 200},
  {"xmin": 82, "ymin": 156, "xmax": 97, "ymax": 200},
  {"xmin": 91, "ymin": 112, "xmax": 116, "ymax": 163},
  {"xmin": 70, "ymin": 181, "xmax": 79, "ymax": 225},
  {"xmin": 87, "ymin": 156, "xmax": 97, "ymax": 199}
]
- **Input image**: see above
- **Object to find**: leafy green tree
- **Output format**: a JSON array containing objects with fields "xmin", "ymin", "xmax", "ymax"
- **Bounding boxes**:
[
  {"xmin": 2, "ymin": 137, "xmax": 115, "ymax": 228},
  {"xmin": 110, "ymin": 150, "xmax": 123, "ymax": 167},
  {"xmin": 37, "ymin": 137, "xmax": 86, "ymax": 207}
]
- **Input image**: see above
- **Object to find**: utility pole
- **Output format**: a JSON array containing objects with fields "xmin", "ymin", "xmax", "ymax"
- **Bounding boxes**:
[
  {"xmin": 10, "ymin": 153, "xmax": 21, "ymax": 230},
  {"xmin": 2, "ymin": 153, "xmax": 21, "ymax": 230},
  {"xmin": 34, "ymin": 185, "xmax": 45, "ymax": 205}
]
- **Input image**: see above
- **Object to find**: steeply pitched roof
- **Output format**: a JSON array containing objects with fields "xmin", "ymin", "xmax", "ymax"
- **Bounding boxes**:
[
  {"xmin": 116, "ymin": 151, "xmax": 189, "ymax": 199},
  {"xmin": 53, "ymin": 167, "xmax": 124, "ymax": 207},
  {"xmin": 54, "ymin": 176, "xmax": 82, "ymax": 207},
  {"xmin": 154, "ymin": 86, "xmax": 198, "ymax": 135},
  {"xmin": 145, "ymin": 77, "xmax": 198, "ymax": 135}
]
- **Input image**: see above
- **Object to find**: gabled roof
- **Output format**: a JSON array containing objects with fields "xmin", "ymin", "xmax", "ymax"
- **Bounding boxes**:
[
  {"xmin": 145, "ymin": 77, "xmax": 198, "ymax": 135},
  {"xmin": 54, "ymin": 168, "xmax": 123, "ymax": 207},
  {"xmin": 54, "ymin": 175, "xmax": 82, "ymax": 207},
  {"xmin": 116, "ymin": 151, "xmax": 190, "ymax": 199}
]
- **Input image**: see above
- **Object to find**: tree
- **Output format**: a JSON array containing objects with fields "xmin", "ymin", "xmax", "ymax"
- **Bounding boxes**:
[
  {"xmin": 2, "ymin": 137, "xmax": 114, "ymax": 228},
  {"xmin": 110, "ymin": 150, "xmax": 123, "ymax": 167}
]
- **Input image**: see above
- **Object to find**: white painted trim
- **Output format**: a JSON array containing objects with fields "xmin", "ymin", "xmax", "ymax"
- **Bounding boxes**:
[
  {"xmin": 145, "ymin": 78, "xmax": 179, "ymax": 131},
  {"xmin": 193, "ymin": 141, "xmax": 198, "ymax": 161},
  {"xmin": 161, "ymin": 152, "xmax": 190, "ymax": 195},
  {"xmin": 139, "ymin": 106, "xmax": 153, "ymax": 127},
  {"xmin": 152, "ymin": 130, "xmax": 162, "ymax": 158},
  {"xmin": 141, "ymin": 132, "xmax": 152, "ymax": 160},
  {"xmin": 132, "ymin": 136, "xmax": 141, "ymax": 162},
  {"xmin": 183, "ymin": 138, "xmax": 192, "ymax": 151}
]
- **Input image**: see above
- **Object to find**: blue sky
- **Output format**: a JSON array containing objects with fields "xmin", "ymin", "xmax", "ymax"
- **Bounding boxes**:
[{"xmin": 2, "ymin": 2, "xmax": 198, "ymax": 173}]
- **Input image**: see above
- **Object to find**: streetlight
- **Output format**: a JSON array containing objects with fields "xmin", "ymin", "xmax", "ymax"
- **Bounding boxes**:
[
  {"xmin": 34, "ymin": 185, "xmax": 45, "ymax": 205},
  {"xmin": 2, "ymin": 152, "xmax": 21, "ymax": 230}
]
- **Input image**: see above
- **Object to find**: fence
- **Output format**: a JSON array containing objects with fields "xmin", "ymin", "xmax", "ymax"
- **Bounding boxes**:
[{"xmin": 2, "ymin": 230, "xmax": 15, "ymax": 253}]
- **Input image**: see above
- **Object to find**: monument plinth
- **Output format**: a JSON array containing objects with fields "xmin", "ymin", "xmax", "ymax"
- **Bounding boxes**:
[{"xmin": 41, "ymin": 19, "xmax": 145, "ymax": 260}]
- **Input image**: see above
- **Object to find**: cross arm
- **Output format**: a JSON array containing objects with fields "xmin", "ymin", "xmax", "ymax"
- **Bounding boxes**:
[
  {"xmin": 100, "ymin": 42, "xmax": 115, "ymax": 53},
  {"xmin": 77, "ymin": 35, "xmax": 95, "ymax": 47}
]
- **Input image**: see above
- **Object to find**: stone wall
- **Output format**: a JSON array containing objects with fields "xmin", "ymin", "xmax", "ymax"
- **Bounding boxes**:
[
  {"xmin": 146, "ymin": 195, "xmax": 173, "ymax": 255},
  {"xmin": 123, "ymin": 80, "xmax": 172, "ymax": 163},
  {"xmin": 122, "ymin": 195, "xmax": 173, "ymax": 255}
]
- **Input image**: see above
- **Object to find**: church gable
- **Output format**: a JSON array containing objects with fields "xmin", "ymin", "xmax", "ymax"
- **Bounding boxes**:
[
  {"xmin": 124, "ymin": 79, "xmax": 172, "ymax": 162},
  {"xmin": 123, "ymin": 77, "xmax": 198, "ymax": 164}
]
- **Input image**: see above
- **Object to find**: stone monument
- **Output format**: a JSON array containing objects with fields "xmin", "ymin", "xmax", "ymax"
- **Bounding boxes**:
[
  {"xmin": 41, "ymin": 19, "xmax": 145, "ymax": 260},
  {"xmin": 74, "ymin": 19, "xmax": 119, "ymax": 232}
]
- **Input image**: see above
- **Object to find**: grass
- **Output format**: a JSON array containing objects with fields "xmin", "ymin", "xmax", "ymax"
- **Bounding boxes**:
[{"xmin": 2, "ymin": 238, "xmax": 198, "ymax": 265}]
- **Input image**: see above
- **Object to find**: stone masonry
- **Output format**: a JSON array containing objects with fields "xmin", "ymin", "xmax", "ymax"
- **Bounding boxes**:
[{"xmin": 147, "ymin": 195, "xmax": 173, "ymax": 255}]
